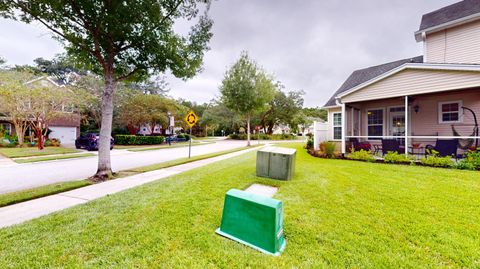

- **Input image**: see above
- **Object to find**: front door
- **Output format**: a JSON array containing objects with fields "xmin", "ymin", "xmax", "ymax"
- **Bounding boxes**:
[{"xmin": 389, "ymin": 107, "xmax": 406, "ymax": 145}]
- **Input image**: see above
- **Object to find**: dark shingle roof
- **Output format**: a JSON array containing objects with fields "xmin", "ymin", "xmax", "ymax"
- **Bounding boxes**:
[
  {"xmin": 323, "ymin": 56, "xmax": 423, "ymax": 107},
  {"xmin": 419, "ymin": 0, "xmax": 480, "ymax": 31}
]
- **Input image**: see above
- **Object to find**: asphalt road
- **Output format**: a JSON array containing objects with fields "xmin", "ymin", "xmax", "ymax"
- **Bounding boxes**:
[{"xmin": 0, "ymin": 140, "xmax": 250, "ymax": 194}]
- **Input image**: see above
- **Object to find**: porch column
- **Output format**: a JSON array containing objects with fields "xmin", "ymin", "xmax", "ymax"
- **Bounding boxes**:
[
  {"xmin": 404, "ymin": 95, "xmax": 409, "ymax": 156},
  {"xmin": 341, "ymin": 102, "xmax": 346, "ymax": 155}
]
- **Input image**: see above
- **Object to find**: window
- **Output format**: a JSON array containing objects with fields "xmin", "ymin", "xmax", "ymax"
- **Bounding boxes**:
[
  {"xmin": 333, "ymin": 112, "xmax": 342, "ymax": 140},
  {"xmin": 367, "ymin": 109, "xmax": 383, "ymax": 139},
  {"xmin": 439, "ymin": 101, "xmax": 462, "ymax": 123},
  {"xmin": 0, "ymin": 123, "xmax": 11, "ymax": 135}
]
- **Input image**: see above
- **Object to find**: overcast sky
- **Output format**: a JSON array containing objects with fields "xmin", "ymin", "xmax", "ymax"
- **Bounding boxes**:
[{"xmin": 0, "ymin": 0, "xmax": 458, "ymax": 107}]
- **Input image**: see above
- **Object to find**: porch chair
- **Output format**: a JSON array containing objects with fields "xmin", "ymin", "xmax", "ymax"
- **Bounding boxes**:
[
  {"xmin": 425, "ymin": 139, "xmax": 460, "ymax": 159},
  {"xmin": 381, "ymin": 139, "xmax": 405, "ymax": 155},
  {"xmin": 348, "ymin": 138, "xmax": 371, "ymax": 152}
]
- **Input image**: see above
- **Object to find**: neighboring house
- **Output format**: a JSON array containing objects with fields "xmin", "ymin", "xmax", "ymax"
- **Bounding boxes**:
[
  {"xmin": 272, "ymin": 124, "xmax": 290, "ymax": 135},
  {"xmin": 137, "ymin": 124, "xmax": 163, "ymax": 135},
  {"xmin": 323, "ymin": 0, "xmax": 480, "ymax": 154},
  {"xmin": 0, "ymin": 76, "xmax": 80, "ymax": 145}
]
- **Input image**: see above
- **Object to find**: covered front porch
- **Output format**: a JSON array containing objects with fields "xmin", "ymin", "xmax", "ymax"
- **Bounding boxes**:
[{"xmin": 338, "ymin": 88, "xmax": 480, "ymax": 158}]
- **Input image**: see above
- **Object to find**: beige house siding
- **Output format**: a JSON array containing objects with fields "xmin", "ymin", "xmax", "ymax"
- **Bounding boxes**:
[
  {"xmin": 345, "ymin": 89, "xmax": 480, "ymax": 145},
  {"xmin": 341, "ymin": 69, "xmax": 480, "ymax": 103},
  {"xmin": 426, "ymin": 19, "xmax": 480, "ymax": 64},
  {"xmin": 327, "ymin": 107, "xmax": 341, "ymax": 141},
  {"xmin": 410, "ymin": 90, "xmax": 480, "ymax": 139}
]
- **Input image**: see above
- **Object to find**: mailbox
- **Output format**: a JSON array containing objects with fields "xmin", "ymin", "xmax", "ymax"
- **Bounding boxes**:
[
  {"xmin": 216, "ymin": 189, "xmax": 286, "ymax": 256},
  {"xmin": 256, "ymin": 147, "xmax": 296, "ymax": 180}
]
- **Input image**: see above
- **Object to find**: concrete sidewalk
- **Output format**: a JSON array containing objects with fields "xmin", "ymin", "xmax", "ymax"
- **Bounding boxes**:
[
  {"xmin": 0, "ymin": 154, "xmax": 17, "ymax": 168},
  {"xmin": 0, "ymin": 146, "xmax": 262, "ymax": 229}
]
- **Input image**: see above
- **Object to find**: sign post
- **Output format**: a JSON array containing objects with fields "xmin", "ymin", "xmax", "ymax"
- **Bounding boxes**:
[{"xmin": 184, "ymin": 111, "xmax": 199, "ymax": 158}]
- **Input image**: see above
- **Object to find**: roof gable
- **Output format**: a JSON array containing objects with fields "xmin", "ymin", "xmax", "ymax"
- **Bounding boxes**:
[
  {"xmin": 323, "ymin": 56, "xmax": 423, "ymax": 107},
  {"xmin": 418, "ymin": 0, "xmax": 480, "ymax": 32}
]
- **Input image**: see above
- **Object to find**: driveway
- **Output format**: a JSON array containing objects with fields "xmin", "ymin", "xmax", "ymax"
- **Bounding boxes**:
[{"xmin": 0, "ymin": 140, "xmax": 249, "ymax": 194}]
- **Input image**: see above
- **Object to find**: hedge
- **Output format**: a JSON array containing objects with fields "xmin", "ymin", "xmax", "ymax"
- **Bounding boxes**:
[
  {"xmin": 114, "ymin": 135, "xmax": 165, "ymax": 145},
  {"xmin": 228, "ymin": 133, "xmax": 295, "ymax": 140}
]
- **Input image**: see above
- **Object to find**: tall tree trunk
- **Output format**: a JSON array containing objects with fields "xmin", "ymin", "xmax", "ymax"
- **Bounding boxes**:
[
  {"xmin": 36, "ymin": 127, "xmax": 44, "ymax": 150},
  {"xmin": 247, "ymin": 114, "xmax": 251, "ymax": 146},
  {"xmin": 94, "ymin": 72, "xmax": 115, "ymax": 181},
  {"xmin": 267, "ymin": 122, "xmax": 274, "ymax": 135},
  {"xmin": 14, "ymin": 122, "xmax": 24, "ymax": 145}
]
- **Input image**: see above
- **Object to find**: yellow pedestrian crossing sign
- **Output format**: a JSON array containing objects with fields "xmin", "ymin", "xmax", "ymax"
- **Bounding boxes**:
[{"xmin": 184, "ymin": 111, "xmax": 199, "ymax": 128}]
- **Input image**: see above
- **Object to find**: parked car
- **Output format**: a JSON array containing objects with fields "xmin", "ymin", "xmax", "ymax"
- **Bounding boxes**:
[
  {"xmin": 75, "ymin": 133, "xmax": 114, "ymax": 151},
  {"xmin": 166, "ymin": 134, "xmax": 190, "ymax": 143}
]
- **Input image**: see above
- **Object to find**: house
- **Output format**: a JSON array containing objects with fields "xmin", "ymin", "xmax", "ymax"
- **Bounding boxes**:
[
  {"xmin": 0, "ymin": 76, "xmax": 81, "ymax": 145},
  {"xmin": 322, "ymin": 0, "xmax": 480, "ymax": 155},
  {"xmin": 272, "ymin": 124, "xmax": 290, "ymax": 135}
]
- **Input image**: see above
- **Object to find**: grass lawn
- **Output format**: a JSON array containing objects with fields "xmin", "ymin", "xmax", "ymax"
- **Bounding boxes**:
[
  {"xmin": 1, "ymin": 146, "xmax": 259, "ymax": 208},
  {"xmin": 125, "ymin": 145, "xmax": 262, "ymax": 173},
  {"xmin": 0, "ymin": 147, "xmax": 81, "ymax": 158},
  {"xmin": 195, "ymin": 136, "xmax": 223, "ymax": 140},
  {"xmin": 126, "ymin": 141, "xmax": 212, "ymax": 152},
  {"xmin": 14, "ymin": 153, "xmax": 96, "ymax": 163},
  {"xmin": 0, "ymin": 143, "xmax": 479, "ymax": 268},
  {"xmin": 0, "ymin": 180, "xmax": 91, "ymax": 207}
]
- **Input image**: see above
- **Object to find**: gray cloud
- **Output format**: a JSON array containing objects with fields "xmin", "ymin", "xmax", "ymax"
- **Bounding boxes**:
[{"xmin": 0, "ymin": 0, "xmax": 458, "ymax": 107}]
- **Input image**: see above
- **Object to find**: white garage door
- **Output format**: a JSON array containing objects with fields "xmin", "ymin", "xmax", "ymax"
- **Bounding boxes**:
[{"xmin": 49, "ymin": 127, "xmax": 77, "ymax": 145}]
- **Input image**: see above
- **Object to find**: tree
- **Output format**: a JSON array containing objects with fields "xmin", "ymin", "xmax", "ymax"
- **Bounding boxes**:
[
  {"xmin": 202, "ymin": 102, "xmax": 242, "ymax": 135},
  {"xmin": 74, "ymin": 75, "xmax": 104, "ymax": 130},
  {"xmin": 117, "ymin": 94, "xmax": 177, "ymax": 135},
  {"xmin": 220, "ymin": 53, "xmax": 275, "ymax": 146},
  {"xmin": 28, "ymin": 86, "xmax": 76, "ymax": 150},
  {"xmin": 261, "ymin": 87, "xmax": 304, "ymax": 134},
  {"xmin": 33, "ymin": 54, "xmax": 83, "ymax": 84},
  {"xmin": 0, "ymin": 71, "xmax": 35, "ymax": 145},
  {"xmin": 126, "ymin": 75, "xmax": 170, "ymax": 96},
  {"xmin": 303, "ymin": 107, "xmax": 327, "ymax": 121},
  {"xmin": 1, "ymin": 1, "xmax": 213, "ymax": 180}
]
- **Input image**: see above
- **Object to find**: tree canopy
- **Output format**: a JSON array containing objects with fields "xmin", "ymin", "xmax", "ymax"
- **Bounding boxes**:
[
  {"xmin": 0, "ymin": 0, "xmax": 213, "ymax": 179},
  {"xmin": 220, "ymin": 52, "xmax": 275, "ymax": 145},
  {"xmin": 261, "ymin": 87, "xmax": 304, "ymax": 134}
]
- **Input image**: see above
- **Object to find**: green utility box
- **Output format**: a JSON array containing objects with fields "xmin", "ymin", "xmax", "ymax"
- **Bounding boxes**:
[
  {"xmin": 216, "ymin": 189, "xmax": 286, "ymax": 256},
  {"xmin": 256, "ymin": 147, "xmax": 296, "ymax": 180}
]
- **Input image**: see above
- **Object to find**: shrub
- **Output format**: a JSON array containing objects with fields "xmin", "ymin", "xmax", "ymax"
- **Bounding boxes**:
[
  {"xmin": 114, "ymin": 135, "xmax": 165, "ymax": 145},
  {"xmin": 348, "ymin": 149, "xmax": 376, "ymax": 162},
  {"xmin": 421, "ymin": 154, "xmax": 454, "ymax": 168},
  {"xmin": 319, "ymin": 142, "xmax": 338, "ymax": 158},
  {"xmin": 44, "ymin": 138, "xmax": 61, "ymax": 147},
  {"xmin": 0, "ymin": 134, "xmax": 18, "ymax": 147},
  {"xmin": 383, "ymin": 151, "xmax": 414, "ymax": 165},
  {"xmin": 455, "ymin": 150, "xmax": 480, "ymax": 170},
  {"xmin": 305, "ymin": 138, "xmax": 314, "ymax": 149}
]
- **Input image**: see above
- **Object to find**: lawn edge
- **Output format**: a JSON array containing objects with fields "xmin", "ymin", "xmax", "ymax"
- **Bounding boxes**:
[
  {"xmin": 14, "ymin": 153, "xmax": 96, "ymax": 164},
  {"xmin": 0, "ymin": 145, "xmax": 263, "ymax": 208}
]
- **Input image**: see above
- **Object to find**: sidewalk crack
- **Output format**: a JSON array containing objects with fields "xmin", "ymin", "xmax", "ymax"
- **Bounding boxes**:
[{"xmin": 57, "ymin": 194, "xmax": 90, "ymax": 201}]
